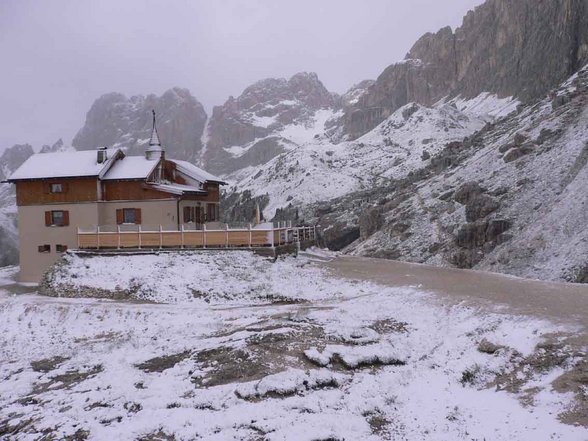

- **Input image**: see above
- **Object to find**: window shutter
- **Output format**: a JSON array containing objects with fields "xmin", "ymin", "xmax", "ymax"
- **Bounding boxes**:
[
  {"xmin": 63, "ymin": 182, "xmax": 69, "ymax": 193},
  {"xmin": 63, "ymin": 211, "xmax": 70, "ymax": 226},
  {"xmin": 116, "ymin": 209, "xmax": 123, "ymax": 225},
  {"xmin": 183, "ymin": 206, "xmax": 190, "ymax": 222},
  {"xmin": 44, "ymin": 183, "xmax": 50, "ymax": 194},
  {"xmin": 45, "ymin": 211, "xmax": 51, "ymax": 226},
  {"xmin": 134, "ymin": 208, "xmax": 142, "ymax": 224}
]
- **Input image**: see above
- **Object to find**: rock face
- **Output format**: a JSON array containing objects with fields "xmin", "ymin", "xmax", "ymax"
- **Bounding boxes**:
[
  {"xmin": 343, "ymin": 0, "xmax": 588, "ymax": 139},
  {"xmin": 39, "ymin": 138, "xmax": 68, "ymax": 154},
  {"xmin": 324, "ymin": 64, "xmax": 588, "ymax": 282},
  {"xmin": 203, "ymin": 72, "xmax": 336, "ymax": 174},
  {"xmin": 0, "ymin": 143, "xmax": 35, "ymax": 267},
  {"xmin": 73, "ymin": 88, "xmax": 207, "ymax": 162},
  {"xmin": 0, "ymin": 144, "xmax": 34, "ymax": 181}
]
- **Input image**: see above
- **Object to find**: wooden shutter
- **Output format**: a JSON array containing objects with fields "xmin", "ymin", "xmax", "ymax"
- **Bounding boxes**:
[
  {"xmin": 195, "ymin": 206, "xmax": 201, "ymax": 224},
  {"xmin": 45, "ymin": 211, "xmax": 51, "ymax": 226},
  {"xmin": 62, "ymin": 182, "xmax": 69, "ymax": 193},
  {"xmin": 183, "ymin": 206, "xmax": 191, "ymax": 223},
  {"xmin": 134, "ymin": 208, "xmax": 142, "ymax": 224},
  {"xmin": 63, "ymin": 211, "xmax": 70, "ymax": 226},
  {"xmin": 116, "ymin": 209, "xmax": 123, "ymax": 225}
]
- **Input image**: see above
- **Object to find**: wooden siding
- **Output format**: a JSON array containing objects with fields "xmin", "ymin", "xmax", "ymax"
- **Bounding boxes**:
[
  {"xmin": 14, "ymin": 160, "xmax": 220, "ymax": 206},
  {"xmin": 102, "ymin": 181, "xmax": 174, "ymax": 201},
  {"xmin": 15, "ymin": 178, "xmax": 98, "ymax": 205}
]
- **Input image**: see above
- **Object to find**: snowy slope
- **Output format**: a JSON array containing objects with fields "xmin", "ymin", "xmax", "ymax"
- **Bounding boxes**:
[
  {"xmin": 345, "ymin": 65, "xmax": 588, "ymax": 282},
  {"xmin": 225, "ymin": 100, "xmax": 491, "ymax": 219}
]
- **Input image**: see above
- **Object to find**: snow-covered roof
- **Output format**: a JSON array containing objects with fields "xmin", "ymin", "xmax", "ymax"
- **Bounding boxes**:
[
  {"xmin": 101, "ymin": 156, "xmax": 159, "ymax": 181},
  {"xmin": 170, "ymin": 159, "xmax": 226, "ymax": 184},
  {"xmin": 8, "ymin": 149, "xmax": 120, "ymax": 181},
  {"xmin": 149, "ymin": 183, "xmax": 206, "ymax": 196},
  {"xmin": 7, "ymin": 148, "xmax": 225, "ymax": 188}
]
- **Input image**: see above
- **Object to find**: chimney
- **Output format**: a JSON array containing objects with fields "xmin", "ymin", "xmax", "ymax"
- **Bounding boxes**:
[{"xmin": 97, "ymin": 147, "xmax": 108, "ymax": 164}]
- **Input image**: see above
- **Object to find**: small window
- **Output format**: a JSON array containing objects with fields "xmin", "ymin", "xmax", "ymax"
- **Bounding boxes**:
[
  {"xmin": 116, "ymin": 208, "xmax": 141, "ymax": 225},
  {"xmin": 52, "ymin": 211, "xmax": 64, "ymax": 226},
  {"xmin": 56, "ymin": 244, "xmax": 68, "ymax": 253},
  {"xmin": 184, "ymin": 206, "xmax": 195, "ymax": 223},
  {"xmin": 45, "ymin": 210, "xmax": 69, "ymax": 227},
  {"xmin": 207, "ymin": 204, "xmax": 217, "ymax": 222},
  {"xmin": 50, "ymin": 183, "xmax": 63, "ymax": 193},
  {"xmin": 123, "ymin": 208, "xmax": 136, "ymax": 224},
  {"xmin": 38, "ymin": 244, "xmax": 50, "ymax": 253}
]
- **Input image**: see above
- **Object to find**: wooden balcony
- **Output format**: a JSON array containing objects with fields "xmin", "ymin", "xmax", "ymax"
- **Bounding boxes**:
[{"xmin": 77, "ymin": 222, "xmax": 316, "ymax": 250}]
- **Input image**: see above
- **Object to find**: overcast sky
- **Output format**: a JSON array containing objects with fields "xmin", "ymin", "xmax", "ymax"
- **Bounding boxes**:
[{"xmin": 0, "ymin": 0, "xmax": 484, "ymax": 150}]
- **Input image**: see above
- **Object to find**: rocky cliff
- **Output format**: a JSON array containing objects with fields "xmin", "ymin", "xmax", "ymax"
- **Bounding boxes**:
[
  {"xmin": 0, "ymin": 143, "xmax": 35, "ymax": 266},
  {"xmin": 0, "ymin": 144, "xmax": 34, "ymax": 182},
  {"xmin": 73, "ymin": 88, "xmax": 207, "ymax": 162},
  {"xmin": 314, "ymin": 65, "xmax": 588, "ymax": 282},
  {"xmin": 344, "ymin": 0, "xmax": 588, "ymax": 139},
  {"xmin": 203, "ymin": 72, "xmax": 337, "ymax": 174}
]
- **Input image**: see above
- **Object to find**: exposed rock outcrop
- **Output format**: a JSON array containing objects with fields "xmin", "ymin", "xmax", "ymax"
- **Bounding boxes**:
[
  {"xmin": 0, "ymin": 144, "xmax": 34, "ymax": 181},
  {"xmin": 203, "ymin": 72, "xmax": 336, "ymax": 174},
  {"xmin": 0, "ymin": 143, "xmax": 35, "ymax": 266},
  {"xmin": 343, "ymin": 0, "xmax": 588, "ymax": 139},
  {"xmin": 317, "ymin": 64, "xmax": 588, "ymax": 282},
  {"xmin": 73, "ymin": 88, "xmax": 207, "ymax": 162}
]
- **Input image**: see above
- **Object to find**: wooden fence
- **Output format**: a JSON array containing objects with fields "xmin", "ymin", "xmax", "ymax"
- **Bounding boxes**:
[{"xmin": 77, "ymin": 223, "xmax": 316, "ymax": 250}]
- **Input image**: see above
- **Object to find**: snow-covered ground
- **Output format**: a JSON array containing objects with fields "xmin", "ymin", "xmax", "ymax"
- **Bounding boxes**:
[{"xmin": 0, "ymin": 251, "xmax": 585, "ymax": 440}]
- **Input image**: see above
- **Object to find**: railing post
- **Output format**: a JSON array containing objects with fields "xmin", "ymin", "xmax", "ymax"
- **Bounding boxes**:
[
  {"xmin": 138, "ymin": 225, "xmax": 142, "ymax": 249},
  {"xmin": 97, "ymin": 225, "xmax": 100, "ymax": 249},
  {"xmin": 181, "ymin": 224, "xmax": 185, "ymax": 249},
  {"xmin": 77, "ymin": 227, "xmax": 80, "ymax": 249},
  {"xmin": 159, "ymin": 225, "xmax": 163, "ymax": 249},
  {"xmin": 203, "ymin": 223, "xmax": 207, "ymax": 249},
  {"xmin": 225, "ymin": 223, "xmax": 229, "ymax": 248},
  {"xmin": 248, "ymin": 224, "xmax": 252, "ymax": 248},
  {"xmin": 270, "ymin": 225, "xmax": 274, "ymax": 248},
  {"xmin": 117, "ymin": 225, "xmax": 121, "ymax": 249}
]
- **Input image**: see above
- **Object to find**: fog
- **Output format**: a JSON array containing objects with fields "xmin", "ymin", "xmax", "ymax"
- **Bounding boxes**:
[{"xmin": 0, "ymin": 0, "xmax": 484, "ymax": 150}]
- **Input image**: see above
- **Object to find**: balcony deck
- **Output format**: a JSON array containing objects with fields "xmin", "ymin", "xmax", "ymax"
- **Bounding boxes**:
[{"xmin": 77, "ymin": 222, "xmax": 316, "ymax": 250}]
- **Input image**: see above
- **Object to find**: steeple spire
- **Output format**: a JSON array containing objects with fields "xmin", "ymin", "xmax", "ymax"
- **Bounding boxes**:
[
  {"xmin": 149, "ymin": 109, "xmax": 161, "ymax": 146},
  {"xmin": 145, "ymin": 109, "xmax": 164, "ymax": 160}
]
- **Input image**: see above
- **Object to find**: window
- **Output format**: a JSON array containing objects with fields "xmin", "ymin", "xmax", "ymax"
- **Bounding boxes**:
[
  {"xmin": 116, "ymin": 208, "xmax": 141, "ymax": 225},
  {"xmin": 50, "ymin": 183, "xmax": 63, "ymax": 193},
  {"xmin": 123, "ymin": 208, "xmax": 136, "ymax": 224},
  {"xmin": 56, "ymin": 244, "xmax": 68, "ymax": 253},
  {"xmin": 44, "ymin": 210, "xmax": 69, "ymax": 227},
  {"xmin": 38, "ymin": 244, "xmax": 50, "ymax": 253},
  {"xmin": 206, "ymin": 204, "xmax": 217, "ymax": 222},
  {"xmin": 184, "ymin": 206, "xmax": 195, "ymax": 223},
  {"xmin": 183, "ymin": 206, "xmax": 202, "ymax": 223}
]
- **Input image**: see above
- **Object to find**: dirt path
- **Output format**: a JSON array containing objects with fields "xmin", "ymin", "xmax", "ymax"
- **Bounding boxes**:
[{"xmin": 321, "ymin": 255, "xmax": 588, "ymax": 328}]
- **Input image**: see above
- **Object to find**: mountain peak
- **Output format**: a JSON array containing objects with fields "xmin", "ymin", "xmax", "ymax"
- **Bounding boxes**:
[{"xmin": 73, "ymin": 89, "xmax": 207, "ymax": 162}]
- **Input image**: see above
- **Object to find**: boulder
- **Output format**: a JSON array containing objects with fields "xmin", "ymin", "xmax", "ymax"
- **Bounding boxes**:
[
  {"xmin": 359, "ymin": 207, "xmax": 384, "ymax": 240},
  {"xmin": 503, "ymin": 143, "xmax": 535, "ymax": 162},
  {"xmin": 465, "ymin": 194, "xmax": 500, "ymax": 222},
  {"xmin": 454, "ymin": 182, "xmax": 485, "ymax": 205}
]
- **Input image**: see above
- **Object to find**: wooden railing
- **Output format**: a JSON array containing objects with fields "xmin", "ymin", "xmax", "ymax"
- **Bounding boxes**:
[{"xmin": 77, "ymin": 222, "xmax": 316, "ymax": 250}]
